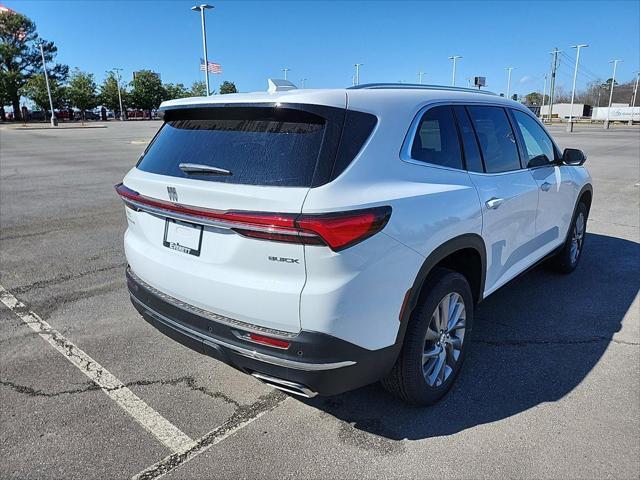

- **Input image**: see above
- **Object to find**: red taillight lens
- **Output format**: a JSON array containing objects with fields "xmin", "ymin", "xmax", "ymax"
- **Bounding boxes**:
[
  {"xmin": 247, "ymin": 333, "xmax": 290, "ymax": 350},
  {"xmin": 296, "ymin": 207, "xmax": 392, "ymax": 251},
  {"xmin": 115, "ymin": 183, "xmax": 391, "ymax": 251}
]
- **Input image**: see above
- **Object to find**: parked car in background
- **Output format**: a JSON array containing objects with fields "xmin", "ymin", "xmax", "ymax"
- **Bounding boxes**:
[{"xmin": 116, "ymin": 82, "xmax": 592, "ymax": 405}]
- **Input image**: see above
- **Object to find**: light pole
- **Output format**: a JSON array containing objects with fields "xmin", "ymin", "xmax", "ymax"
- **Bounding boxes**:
[
  {"xmin": 630, "ymin": 71, "xmax": 639, "ymax": 124},
  {"xmin": 191, "ymin": 4, "xmax": 213, "ymax": 96},
  {"xmin": 113, "ymin": 68, "xmax": 125, "ymax": 121},
  {"xmin": 38, "ymin": 43, "xmax": 57, "ymax": 127},
  {"xmin": 300, "ymin": 78, "xmax": 307, "ymax": 88},
  {"xmin": 282, "ymin": 68, "xmax": 290, "ymax": 80},
  {"xmin": 541, "ymin": 74, "xmax": 548, "ymax": 121},
  {"xmin": 605, "ymin": 59, "xmax": 622, "ymax": 129},
  {"xmin": 354, "ymin": 63, "xmax": 363, "ymax": 86},
  {"xmin": 567, "ymin": 44, "xmax": 588, "ymax": 132},
  {"xmin": 449, "ymin": 55, "xmax": 462, "ymax": 86},
  {"xmin": 417, "ymin": 71, "xmax": 426, "ymax": 84},
  {"xmin": 506, "ymin": 67, "xmax": 516, "ymax": 99}
]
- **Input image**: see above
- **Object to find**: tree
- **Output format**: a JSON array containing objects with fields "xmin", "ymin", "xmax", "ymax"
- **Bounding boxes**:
[
  {"xmin": 22, "ymin": 73, "xmax": 66, "ymax": 120},
  {"xmin": 0, "ymin": 10, "xmax": 68, "ymax": 120},
  {"xmin": 99, "ymin": 71, "xmax": 127, "ymax": 115},
  {"xmin": 190, "ymin": 80, "xmax": 207, "ymax": 97},
  {"xmin": 129, "ymin": 70, "xmax": 165, "ymax": 118},
  {"xmin": 219, "ymin": 81, "xmax": 237, "ymax": 94},
  {"xmin": 523, "ymin": 91, "xmax": 547, "ymax": 106},
  {"xmin": 67, "ymin": 69, "xmax": 98, "ymax": 120},
  {"xmin": 164, "ymin": 82, "xmax": 189, "ymax": 100}
]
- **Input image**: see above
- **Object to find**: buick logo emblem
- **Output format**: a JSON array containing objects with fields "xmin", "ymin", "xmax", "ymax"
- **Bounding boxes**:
[{"xmin": 167, "ymin": 186, "xmax": 178, "ymax": 202}]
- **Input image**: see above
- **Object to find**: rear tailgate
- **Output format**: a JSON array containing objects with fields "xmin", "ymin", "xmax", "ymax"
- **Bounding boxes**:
[{"xmin": 120, "ymin": 100, "xmax": 346, "ymax": 334}]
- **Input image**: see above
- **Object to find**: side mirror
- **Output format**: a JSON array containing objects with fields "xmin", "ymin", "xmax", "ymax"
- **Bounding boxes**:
[{"xmin": 562, "ymin": 148, "xmax": 586, "ymax": 166}]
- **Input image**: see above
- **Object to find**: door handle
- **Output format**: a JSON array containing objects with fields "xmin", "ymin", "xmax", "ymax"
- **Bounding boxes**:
[
  {"xmin": 540, "ymin": 182, "xmax": 552, "ymax": 192},
  {"xmin": 485, "ymin": 197, "xmax": 504, "ymax": 210}
]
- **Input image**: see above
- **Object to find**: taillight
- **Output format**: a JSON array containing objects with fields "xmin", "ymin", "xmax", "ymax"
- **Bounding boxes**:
[
  {"xmin": 115, "ymin": 183, "xmax": 391, "ymax": 251},
  {"xmin": 246, "ymin": 333, "xmax": 290, "ymax": 350}
]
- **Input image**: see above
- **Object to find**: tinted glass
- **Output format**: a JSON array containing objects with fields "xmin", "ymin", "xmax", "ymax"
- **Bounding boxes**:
[
  {"xmin": 411, "ymin": 106, "xmax": 462, "ymax": 169},
  {"xmin": 453, "ymin": 106, "xmax": 484, "ymax": 172},
  {"xmin": 467, "ymin": 106, "xmax": 521, "ymax": 173},
  {"xmin": 512, "ymin": 110, "xmax": 555, "ymax": 166},
  {"xmin": 137, "ymin": 108, "xmax": 326, "ymax": 187}
]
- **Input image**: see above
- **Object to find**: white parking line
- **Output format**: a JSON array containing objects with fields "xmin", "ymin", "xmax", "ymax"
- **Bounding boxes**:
[{"xmin": 0, "ymin": 284, "xmax": 196, "ymax": 454}]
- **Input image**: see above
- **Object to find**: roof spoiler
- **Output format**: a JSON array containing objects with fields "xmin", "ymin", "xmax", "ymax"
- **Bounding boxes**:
[{"xmin": 267, "ymin": 79, "xmax": 297, "ymax": 93}]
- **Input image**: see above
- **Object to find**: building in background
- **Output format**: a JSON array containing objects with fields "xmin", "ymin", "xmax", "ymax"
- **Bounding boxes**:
[{"xmin": 540, "ymin": 103, "xmax": 592, "ymax": 119}]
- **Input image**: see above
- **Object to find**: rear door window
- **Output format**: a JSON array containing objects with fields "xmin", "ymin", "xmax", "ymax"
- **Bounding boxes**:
[
  {"xmin": 411, "ymin": 106, "xmax": 463, "ymax": 169},
  {"xmin": 467, "ymin": 106, "xmax": 521, "ymax": 173},
  {"xmin": 452, "ymin": 106, "xmax": 484, "ymax": 173},
  {"xmin": 137, "ymin": 107, "xmax": 327, "ymax": 187}
]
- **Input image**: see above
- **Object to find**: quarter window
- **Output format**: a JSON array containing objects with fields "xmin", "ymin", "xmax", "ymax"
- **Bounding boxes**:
[
  {"xmin": 411, "ymin": 106, "xmax": 462, "ymax": 169},
  {"xmin": 512, "ymin": 110, "xmax": 556, "ymax": 167},
  {"xmin": 467, "ymin": 106, "xmax": 521, "ymax": 173}
]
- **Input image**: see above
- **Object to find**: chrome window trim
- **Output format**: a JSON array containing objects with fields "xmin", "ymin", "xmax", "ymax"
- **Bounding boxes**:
[{"xmin": 400, "ymin": 100, "xmax": 539, "ymax": 175}]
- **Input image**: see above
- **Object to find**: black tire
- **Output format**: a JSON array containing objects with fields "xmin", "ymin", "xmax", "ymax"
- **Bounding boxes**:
[
  {"xmin": 547, "ymin": 202, "xmax": 588, "ymax": 274},
  {"xmin": 381, "ymin": 268, "xmax": 474, "ymax": 406}
]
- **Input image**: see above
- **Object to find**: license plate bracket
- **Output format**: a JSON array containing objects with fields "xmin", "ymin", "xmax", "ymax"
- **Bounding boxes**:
[{"xmin": 163, "ymin": 218, "xmax": 203, "ymax": 256}]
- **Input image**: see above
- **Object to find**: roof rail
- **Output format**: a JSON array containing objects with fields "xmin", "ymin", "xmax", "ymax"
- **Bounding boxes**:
[{"xmin": 348, "ymin": 83, "xmax": 497, "ymax": 96}]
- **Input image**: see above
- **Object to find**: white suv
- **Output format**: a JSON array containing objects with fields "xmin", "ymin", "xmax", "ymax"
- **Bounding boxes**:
[{"xmin": 117, "ymin": 82, "xmax": 592, "ymax": 405}]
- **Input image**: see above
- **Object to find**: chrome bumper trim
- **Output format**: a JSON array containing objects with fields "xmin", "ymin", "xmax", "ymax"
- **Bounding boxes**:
[
  {"xmin": 130, "ymin": 294, "xmax": 356, "ymax": 372},
  {"xmin": 128, "ymin": 268, "xmax": 298, "ymax": 339}
]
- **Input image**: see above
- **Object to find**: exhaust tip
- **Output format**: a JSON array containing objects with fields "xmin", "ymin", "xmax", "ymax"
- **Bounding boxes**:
[{"xmin": 251, "ymin": 372, "xmax": 317, "ymax": 398}]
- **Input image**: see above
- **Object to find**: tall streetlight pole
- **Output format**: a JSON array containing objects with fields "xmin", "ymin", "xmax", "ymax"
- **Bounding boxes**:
[
  {"xmin": 282, "ymin": 68, "xmax": 290, "ymax": 80},
  {"xmin": 567, "ymin": 44, "xmax": 588, "ymax": 132},
  {"xmin": 300, "ymin": 78, "xmax": 307, "ymax": 88},
  {"xmin": 417, "ymin": 71, "xmax": 426, "ymax": 84},
  {"xmin": 541, "ymin": 74, "xmax": 548, "ymax": 121},
  {"xmin": 191, "ymin": 4, "xmax": 213, "ymax": 96},
  {"xmin": 605, "ymin": 59, "xmax": 622, "ymax": 129},
  {"xmin": 547, "ymin": 48, "xmax": 561, "ymax": 124},
  {"xmin": 113, "ymin": 68, "xmax": 125, "ymax": 121},
  {"xmin": 38, "ymin": 43, "xmax": 57, "ymax": 127},
  {"xmin": 354, "ymin": 63, "xmax": 363, "ymax": 86},
  {"xmin": 505, "ymin": 67, "xmax": 516, "ymax": 99},
  {"xmin": 449, "ymin": 55, "xmax": 462, "ymax": 86},
  {"xmin": 630, "ymin": 71, "xmax": 639, "ymax": 124}
]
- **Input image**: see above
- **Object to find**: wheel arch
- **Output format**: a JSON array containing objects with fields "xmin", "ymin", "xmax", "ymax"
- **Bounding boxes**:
[{"xmin": 395, "ymin": 234, "xmax": 486, "ymax": 345}]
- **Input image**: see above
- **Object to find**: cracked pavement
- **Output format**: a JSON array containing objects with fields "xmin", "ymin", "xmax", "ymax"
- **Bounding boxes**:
[{"xmin": 0, "ymin": 122, "xmax": 638, "ymax": 479}]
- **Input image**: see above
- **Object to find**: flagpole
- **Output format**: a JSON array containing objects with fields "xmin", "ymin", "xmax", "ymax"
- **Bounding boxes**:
[{"xmin": 192, "ymin": 4, "xmax": 213, "ymax": 96}]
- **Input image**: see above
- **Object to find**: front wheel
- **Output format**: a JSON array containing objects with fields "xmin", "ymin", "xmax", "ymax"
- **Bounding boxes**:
[
  {"xmin": 547, "ymin": 202, "xmax": 588, "ymax": 274},
  {"xmin": 382, "ymin": 268, "xmax": 473, "ymax": 406}
]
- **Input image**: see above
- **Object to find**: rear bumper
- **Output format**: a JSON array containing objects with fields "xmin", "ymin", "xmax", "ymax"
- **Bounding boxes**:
[{"xmin": 126, "ymin": 267, "xmax": 398, "ymax": 396}]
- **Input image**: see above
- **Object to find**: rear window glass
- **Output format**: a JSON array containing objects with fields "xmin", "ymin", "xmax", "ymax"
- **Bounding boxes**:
[
  {"xmin": 137, "ymin": 108, "xmax": 326, "ymax": 187},
  {"xmin": 411, "ymin": 106, "xmax": 462, "ymax": 169}
]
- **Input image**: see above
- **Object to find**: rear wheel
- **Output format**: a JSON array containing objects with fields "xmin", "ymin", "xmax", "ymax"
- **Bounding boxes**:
[
  {"xmin": 547, "ymin": 202, "xmax": 588, "ymax": 274},
  {"xmin": 382, "ymin": 268, "xmax": 473, "ymax": 405}
]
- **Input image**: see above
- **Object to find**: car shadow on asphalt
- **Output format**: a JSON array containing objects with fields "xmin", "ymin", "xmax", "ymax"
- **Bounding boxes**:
[{"xmin": 300, "ymin": 232, "xmax": 639, "ymax": 440}]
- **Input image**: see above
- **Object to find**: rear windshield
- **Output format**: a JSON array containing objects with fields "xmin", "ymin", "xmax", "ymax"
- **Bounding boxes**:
[{"xmin": 137, "ymin": 107, "xmax": 327, "ymax": 187}]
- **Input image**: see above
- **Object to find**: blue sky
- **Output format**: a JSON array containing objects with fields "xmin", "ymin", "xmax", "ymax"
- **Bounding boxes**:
[{"xmin": 7, "ymin": 0, "xmax": 640, "ymax": 95}]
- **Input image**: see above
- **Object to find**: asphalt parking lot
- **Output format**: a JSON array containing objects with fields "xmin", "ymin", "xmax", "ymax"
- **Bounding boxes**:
[{"xmin": 1, "ymin": 120, "xmax": 638, "ymax": 479}]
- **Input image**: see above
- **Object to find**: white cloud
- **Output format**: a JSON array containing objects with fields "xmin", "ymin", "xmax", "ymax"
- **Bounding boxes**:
[{"xmin": 519, "ymin": 75, "xmax": 532, "ymax": 84}]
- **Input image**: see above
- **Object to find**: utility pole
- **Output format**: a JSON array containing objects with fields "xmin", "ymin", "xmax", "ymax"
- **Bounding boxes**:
[
  {"xmin": 547, "ymin": 48, "xmax": 561, "ymax": 124},
  {"xmin": 38, "ymin": 43, "xmax": 57, "ymax": 127},
  {"xmin": 567, "ymin": 44, "xmax": 588, "ymax": 132},
  {"xmin": 191, "ymin": 4, "xmax": 213, "ymax": 96},
  {"xmin": 300, "ymin": 78, "xmax": 307, "ymax": 88},
  {"xmin": 282, "ymin": 68, "xmax": 290, "ymax": 80},
  {"xmin": 541, "ymin": 74, "xmax": 548, "ymax": 121},
  {"xmin": 354, "ymin": 63, "xmax": 363, "ymax": 86},
  {"xmin": 630, "ymin": 71, "xmax": 639, "ymax": 124},
  {"xmin": 449, "ymin": 55, "xmax": 462, "ymax": 86},
  {"xmin": 113, "ymin": 68, "xmax": 125, "ymax": 121},
  {"xmin": 605, "ymin": 59, "xmax": 622, "ymax": 129},
  {"xmin": 417, "ymin": 71, "xmax": 426, "ymax": 84},
  {"xmin": 506, "ymin": 67, "xmax": 516, "ymax": 99}
]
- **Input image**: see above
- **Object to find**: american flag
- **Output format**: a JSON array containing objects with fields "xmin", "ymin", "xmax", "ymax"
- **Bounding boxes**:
[{"xmin": 200, "ymin": 59, "xmax": 222, "ymax": 74}]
